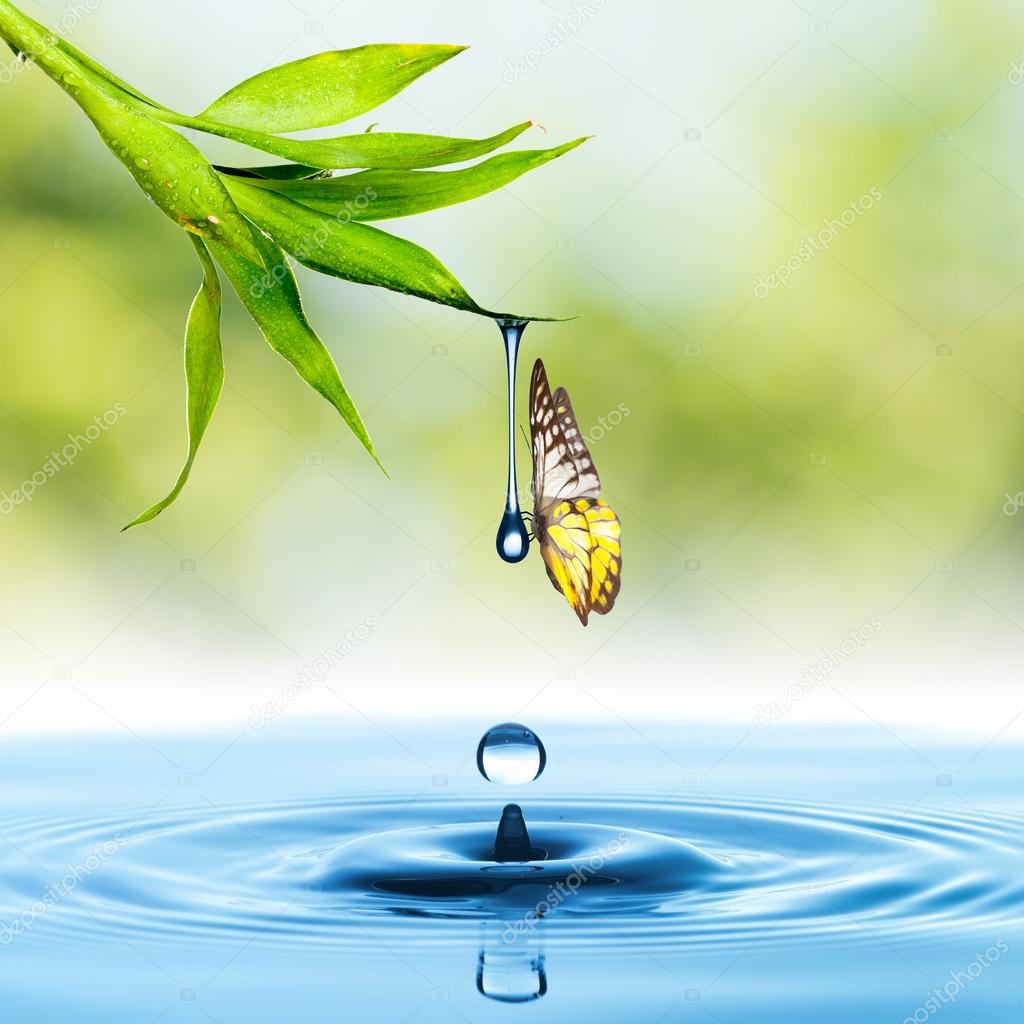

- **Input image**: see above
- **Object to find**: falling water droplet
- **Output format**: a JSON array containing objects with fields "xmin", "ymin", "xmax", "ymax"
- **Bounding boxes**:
[
  {"xmin": 477, "ymin": 723, "xmax": 546, "ymax": 785},
  {"xmin": 495, "ymin": 320, "xmax": 530, "ymax": 563}
]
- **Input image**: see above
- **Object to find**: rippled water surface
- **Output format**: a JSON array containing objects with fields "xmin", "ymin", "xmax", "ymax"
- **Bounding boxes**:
[{"xmin": 1, "ymin": 723, "xmax": 1020, "ymax": 1020}]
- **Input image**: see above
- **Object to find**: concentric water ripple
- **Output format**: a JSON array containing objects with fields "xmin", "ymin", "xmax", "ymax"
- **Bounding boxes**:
[{"xmin": 2, "ymin": 793, "xmax": 1022, "ymax": 954}]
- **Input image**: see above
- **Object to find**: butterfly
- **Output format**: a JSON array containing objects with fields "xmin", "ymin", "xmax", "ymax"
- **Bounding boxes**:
[{"xmin": 529, "ymin": 359, "xmax": 622, "ymax": 626}]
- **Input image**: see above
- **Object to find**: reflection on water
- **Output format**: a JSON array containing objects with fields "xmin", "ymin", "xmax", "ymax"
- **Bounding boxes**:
[
  {"xmin": 0, "ymin": 723, "xmax": 1020, "ymax": 1021},
  {"xmin": 477, "ymin": 922, "xmax": 548, "ymax": 1003}
]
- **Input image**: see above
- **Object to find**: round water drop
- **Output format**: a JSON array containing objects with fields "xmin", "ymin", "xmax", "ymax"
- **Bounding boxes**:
[{"xmin": 477, "ymin": 723, "xmax": 546, "ymax": 785}]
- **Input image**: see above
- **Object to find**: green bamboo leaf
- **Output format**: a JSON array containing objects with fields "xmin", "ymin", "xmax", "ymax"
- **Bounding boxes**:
[
  {"xmin": 68, "ymin": 78, "xmax": 266, "ymax": 267},
  {"xmin": 123, "ymin": 237, "xmax": 224, "ymax": 530},
  {"xmin": 206, "ymin": 230, "xmax": 380, "ymax": 465},
  {"xmin": 25, "ymin": 41, "xmax": 534, "ymax": 173},
  {"xmin": 225, "ymin": 179, "xmax": 561, "ymax": 320},
  {"xmin": 14, "ymin": 20, "xmax": 527, "ymax": 174},
  {"xmin": 230, "ymin": 138, "xmax": 589, "ymax": 221},
  {"xmin": 174, "ymin": 119, "xmax": 536, "ymax": 171},
  {"xmin": 25, "ymin": 27, "xmax": 531, "ymax": 174},
  {"xmin": 200, "ymin": 44, "xmax": 466, "ymax": 134}
]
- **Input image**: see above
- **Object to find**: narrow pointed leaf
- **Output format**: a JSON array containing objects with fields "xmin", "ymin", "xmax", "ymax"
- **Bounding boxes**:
[
  {"xmin": 35, "ymin": 36, "xmax": 534, "ymax": 173},
  {"xmin": 124, "ymin": 237, "xmax": 223, "ymax": 530},
  {"xmin": 173, "ymin": 119, "xmax": 536, "ymax": 171},
  {"xmin": 200, "ymin": 44, "xmax": 466, "ymax": 134},
  {"xmin": 232, "ymin": 138, "xmax": 589, "ymax": 221},
  {"xmin": 225, "ymin": 179, "xmax": 561, "ymax": 320},
  {"xmin": 207, "ymin": 230, "xmax": 380, "ymax": 464}
]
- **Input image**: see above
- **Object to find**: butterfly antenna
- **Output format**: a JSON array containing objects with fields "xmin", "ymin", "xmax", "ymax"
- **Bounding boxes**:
[{"xmin": 519, "ymin": 425, "xmax": 531, "ymax": 453}]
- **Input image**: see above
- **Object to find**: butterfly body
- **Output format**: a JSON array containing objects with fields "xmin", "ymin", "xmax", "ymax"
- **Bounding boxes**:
[{"xmin": 529, "ymin": 360, "xmax": 622, "ymax": 626}]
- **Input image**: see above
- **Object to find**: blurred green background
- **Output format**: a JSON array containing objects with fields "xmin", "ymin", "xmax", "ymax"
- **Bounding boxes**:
[{"xmin": 2, "ymin": 0, "xmax": 1024, "ymax": 737}]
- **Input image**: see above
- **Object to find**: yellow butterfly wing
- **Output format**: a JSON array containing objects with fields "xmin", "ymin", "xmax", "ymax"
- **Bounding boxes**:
[
  {"xmin": 584, "ymin": 499, "xmax": 622, "ymax": 616},
  {"xmin": 538, "ymin": 499, "xmax": 595, "ymax": 626},
  {"xmin": 549, "ymin": 385, "xmax": 622, "ymax": 616}
]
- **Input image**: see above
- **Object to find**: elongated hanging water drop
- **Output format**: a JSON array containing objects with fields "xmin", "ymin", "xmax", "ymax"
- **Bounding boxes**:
[
  {"xmin": 477, "ymin": 723, "xmax": 546, "ymax": 784},
  {"xmin": 495, "ymin": 320, "xmax": 530, "ymax": 563}
]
